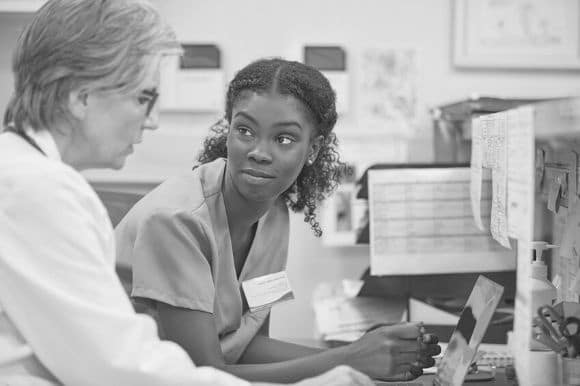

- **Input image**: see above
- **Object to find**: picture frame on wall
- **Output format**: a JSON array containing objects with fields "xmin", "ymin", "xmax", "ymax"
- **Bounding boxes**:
[{"xmin": 453, "ymin": 0, "xmax": 580, "ymax": 69}]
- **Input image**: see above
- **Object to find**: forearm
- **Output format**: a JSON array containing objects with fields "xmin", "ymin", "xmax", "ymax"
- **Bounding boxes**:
[
  {"xmin": 220, "ymin": 346, "xmax": 350, "ymax": 383},
  {"xmin": 239, "ymin": 335, "xmax": 325, "ymax": 363}
]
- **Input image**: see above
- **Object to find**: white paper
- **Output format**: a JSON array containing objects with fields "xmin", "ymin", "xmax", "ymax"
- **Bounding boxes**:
[
  {"xmin": 313, "ymin": 296, "xmax": 406, "ymax": 340},
  {"xmin": 368, "ymin": 168, "xmax": 515, "ymax": 275},
  {"xmin": 241, "ymin": 271, "xmax": 294, "ymax": 312},
  {"xmin": 470, "ymin": 117, "xmax": 485, "ymax": 230},
  {"xmin": 507, "ymin": 106, "xmax": 536, "ymax": 240},
  {"xmin": 481, "ymin": 113, "xmax": 511, "ymax": 248}
]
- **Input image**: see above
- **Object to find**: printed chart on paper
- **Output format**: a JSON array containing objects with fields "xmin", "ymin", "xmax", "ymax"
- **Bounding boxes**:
[{"xmin": 368, "ymin": 168, "xmax": 515, "ymax": 275}]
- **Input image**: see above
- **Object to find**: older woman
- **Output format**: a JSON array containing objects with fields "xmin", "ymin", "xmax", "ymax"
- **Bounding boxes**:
[{"xmin": 0, "ymin": 1, "xmax": 372, "ymax": 386}]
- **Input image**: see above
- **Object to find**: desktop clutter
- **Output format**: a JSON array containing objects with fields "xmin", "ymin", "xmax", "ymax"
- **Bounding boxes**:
[
  {"xmin": 529, "ymin": 127, "xmax": 580, "ymax": 385},
  {"xmin": 531, "ymin": 242, "xmax": 580, "ymax": 386},
  {"xmin": 319, "ymin": 160, "xmax": 517, "ymax": 385},
  {"xmin": 312, "ymin": 274, "xmax": 515, "ymax": 385},
  {"xmin": 313, "ymin": 97, "xmax": 580, "ymax": 385},
  {"xmin": 430, "ymin": 96, "xmax": 580, "ymax": 385}
]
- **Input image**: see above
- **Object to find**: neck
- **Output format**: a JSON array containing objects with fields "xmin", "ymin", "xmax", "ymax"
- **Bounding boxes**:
[
  {"xmin": 50, "ymin": 125, "xmax": 90, "ymax": 170},
  {"xmin": 222, "ymin": 165, "xmax": 272, "ymax": 232}
]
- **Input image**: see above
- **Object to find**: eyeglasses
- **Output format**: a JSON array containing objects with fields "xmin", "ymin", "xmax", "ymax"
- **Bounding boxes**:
[{"xmin": 140, "ymin": 89, "xmax": 159, "ymax": 117}]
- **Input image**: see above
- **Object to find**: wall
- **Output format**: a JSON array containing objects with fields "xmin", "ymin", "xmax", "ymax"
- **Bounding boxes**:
[
  {"xmin": 0, "ymin": 13, "xmax": 31, "ymax": 122},
  {"xmin": 1, "ymin": 0, "xmax": 579, "ymax": 341}
]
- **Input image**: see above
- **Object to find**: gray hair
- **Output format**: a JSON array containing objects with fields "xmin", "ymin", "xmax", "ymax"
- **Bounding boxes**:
[{"xmin": 4, "ymin": 0, "xmax": 181, "ymax": 131}]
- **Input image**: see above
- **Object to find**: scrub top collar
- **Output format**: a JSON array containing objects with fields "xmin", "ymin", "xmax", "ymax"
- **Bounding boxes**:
[
  {"xmin": 210, "ymin": 158, "xmax": 267, "ymax": 281},
  {"xmin": 24, "ymin": 128, "xmax": 62, "ymax": 162}
]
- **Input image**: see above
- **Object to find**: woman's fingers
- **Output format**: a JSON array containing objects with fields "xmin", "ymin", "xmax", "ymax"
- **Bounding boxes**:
[
  {"xmin": 348, "ymin": 324, "xmax": 441, "ymax": 380},
  {"xmin": 381, "ymin": 322, "xmax": 422, "ymax": 339},
  {"xmin": 417, "ymin": 355, "xmax": 436, "ymax": 368},
  {"xmin": 410, "ymin": 364, "xmax": 424, "ymax": 378},
  {"xmin": 421, "ymin": 342, "xmax": 442, "ymax": 356},
  {"xmin": 396, "ymin": 347, "xmax": 438, "ymax": 367},
  {"xmin": 395, "ymin": 338, "xmax": 440, "ymax": 368},
  {"xmin": 395, "ymin": 336, "xmax": 441, "ymax": 355},
  {"xmin": 396, "ymin": 339, "xmax": 421, "ymax": 353},
  {"xmin": 422, "ymin": 333, "xmax": 439, "ymax": 344}
]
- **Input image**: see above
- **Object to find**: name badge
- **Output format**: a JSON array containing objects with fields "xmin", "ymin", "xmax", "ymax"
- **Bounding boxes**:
[{"xmin": 242, "ymin": 271, "xmax": 295, "ymax": 312}]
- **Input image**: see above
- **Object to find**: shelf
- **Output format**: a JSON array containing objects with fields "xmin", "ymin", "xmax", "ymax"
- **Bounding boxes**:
[
  {"xmin": 533, "ymin": 97, "xmax": 580, "ymax": 140},
  {"xmin": 431, "ymin": 96, "xmax": 542, "ymax": 123},
  {"xmin": 0, "ymin": 0, "xmax": 45, "ymax": 12}
]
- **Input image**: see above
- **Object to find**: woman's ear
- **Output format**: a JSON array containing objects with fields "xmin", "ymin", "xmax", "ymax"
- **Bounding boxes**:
[
  {"xmin": 68, "ymin": 88, "xmax": 89, "ymax": 121},
  {"xmin": 307, "ymin": 135, "xmax": 324, "ymax": 165}
]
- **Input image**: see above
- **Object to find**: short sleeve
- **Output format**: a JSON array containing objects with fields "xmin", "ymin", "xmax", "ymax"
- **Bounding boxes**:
[{"xmin": 131, "ymin": 208, "xmax": 215, "ymax": 312}]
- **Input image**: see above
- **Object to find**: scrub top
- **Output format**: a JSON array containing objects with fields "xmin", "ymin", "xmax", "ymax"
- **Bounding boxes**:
[{"xmin": 115, "ymin": 158, "xmax": 289, "ymax": 363}]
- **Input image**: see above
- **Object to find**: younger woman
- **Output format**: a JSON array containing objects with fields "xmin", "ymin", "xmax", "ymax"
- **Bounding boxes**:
[{"xmin": 115, "ymin": 58, "xmax": 439, "ymax": 383}]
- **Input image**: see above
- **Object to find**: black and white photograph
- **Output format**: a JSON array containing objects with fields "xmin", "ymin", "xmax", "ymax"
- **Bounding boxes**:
[{"xmin": 0, "ymin": 1, "xmax": 579, "ymax": 385}]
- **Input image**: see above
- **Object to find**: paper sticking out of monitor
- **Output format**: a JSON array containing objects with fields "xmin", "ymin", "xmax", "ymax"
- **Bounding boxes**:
[{"xmin": 433, "ymin": 275, "xmax": 505, "ymax": 386}]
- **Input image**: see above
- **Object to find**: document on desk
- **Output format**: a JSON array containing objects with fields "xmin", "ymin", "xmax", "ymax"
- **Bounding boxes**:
[
  {"xmin": 313, "ymin": 296, "xmax": 407, "ymax": 342},
  {"xmin": 368, "ymin": 168, "xmax": 515, "ymax": 275}
]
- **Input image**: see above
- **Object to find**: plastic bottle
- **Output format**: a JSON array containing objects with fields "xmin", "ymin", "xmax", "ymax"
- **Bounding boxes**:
[{"xmin": 530, "ymin": 241, "xmax": 558, "ymax": 351}]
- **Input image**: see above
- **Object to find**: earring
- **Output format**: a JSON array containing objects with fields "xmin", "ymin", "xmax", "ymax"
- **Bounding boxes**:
[{"xmin": 307, "ymin": 159, "xmax": 314, "ymax": 166}]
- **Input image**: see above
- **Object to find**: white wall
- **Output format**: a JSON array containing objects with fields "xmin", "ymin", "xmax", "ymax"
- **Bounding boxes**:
[
  {"xmin": 1, "ymin": 0, "xmax": 579, "ymax": 340},
  {"xmin": 0, "ymin": 13, "xmax": 31, "ymax": 121}
]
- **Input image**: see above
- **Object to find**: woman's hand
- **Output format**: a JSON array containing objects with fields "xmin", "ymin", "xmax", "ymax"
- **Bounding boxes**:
[
  {"xmin": 381, "ymin": 331, "xmax": 441, "ymax": 382},
  {"xmin": 343, "ymin": 322, "xmax": 441, "ymax": 381},
  {"xmin": 293, "ymin": 365, "xmax": 374, "ymax": 386}
]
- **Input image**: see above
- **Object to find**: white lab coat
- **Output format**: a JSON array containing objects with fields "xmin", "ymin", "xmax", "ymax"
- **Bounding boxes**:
[{"xmin": 0, "ymin": 129, "xmax": 248, "ymax": 386}]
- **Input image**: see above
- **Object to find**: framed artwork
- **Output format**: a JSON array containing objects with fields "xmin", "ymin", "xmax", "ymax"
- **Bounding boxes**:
[{"xmin": 453, "ymin": 0, "xmax": 580, "ymax": 69}]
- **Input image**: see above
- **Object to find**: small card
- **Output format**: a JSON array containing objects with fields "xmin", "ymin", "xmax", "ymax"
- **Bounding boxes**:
[
  {"xmin": 242, "ymin": 271, "xmax": 295, "ymax": 312},
  {"xmin": 547, "ymin": 178, "xmax": 562, "ymax": 213}
]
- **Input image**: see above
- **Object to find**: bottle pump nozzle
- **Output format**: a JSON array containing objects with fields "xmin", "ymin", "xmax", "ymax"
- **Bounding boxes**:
[{"xmin": 530, "ymin": 241, "xmax": 559, "ymax": 281}]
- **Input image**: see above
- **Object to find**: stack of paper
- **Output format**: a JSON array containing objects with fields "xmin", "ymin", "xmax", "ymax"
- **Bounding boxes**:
[
  {"xmin": 313, "ymin": 296, "xmax": 407, "ymax": 343},
  {"xmin": 408, "ymin": 297, "xmax": 460, "ymax": 325}
]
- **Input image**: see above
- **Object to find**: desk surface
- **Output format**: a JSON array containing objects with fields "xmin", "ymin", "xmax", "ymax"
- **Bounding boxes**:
[
  {"xmin": 375, "ymin": 368, "xmax": 514, "ymax": 386},
  {"xmin": 287, "ymin": 339, "xmax": 516, "ymax": 386}
]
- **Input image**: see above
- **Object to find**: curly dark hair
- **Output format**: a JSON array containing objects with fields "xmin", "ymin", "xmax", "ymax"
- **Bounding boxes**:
[{"xmin": 197, "ymin": 58, "xmax": 349, "ymax": 237}]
